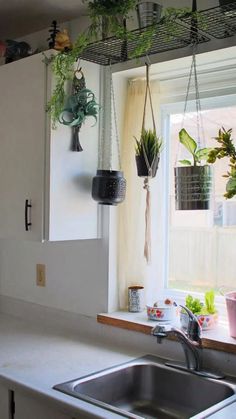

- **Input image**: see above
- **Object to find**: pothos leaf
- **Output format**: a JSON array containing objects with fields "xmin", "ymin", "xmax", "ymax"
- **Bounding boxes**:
[
  {"xmin": 179, "ymin": 159, "xmax": 192, "ymax": 166},
  {"xmin": 195, "ymin": 148, "xmax": 212, "ymax": 161},
  {"xmin": 179, "ymin": 128, "xmax": 197, "ymax": 157}
]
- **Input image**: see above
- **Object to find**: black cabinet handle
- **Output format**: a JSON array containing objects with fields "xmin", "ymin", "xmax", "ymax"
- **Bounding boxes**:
[{"xmin": 25, "ymin": 199, "xmax": 32, "ymax": 231}]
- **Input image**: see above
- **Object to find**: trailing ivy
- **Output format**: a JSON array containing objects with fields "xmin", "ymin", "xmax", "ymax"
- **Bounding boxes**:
[
  {"xmin": 46, "ymin": 3, "xmax": 206, "ymax": 127},
  {"xmin": 46, "ymin": 33, "xmax": 89, "ymax": 127}
]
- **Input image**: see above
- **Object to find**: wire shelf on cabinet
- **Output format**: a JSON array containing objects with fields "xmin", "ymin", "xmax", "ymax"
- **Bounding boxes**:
[
  {"xmin": 81, "ymin": 22, "xmax": 209, "ymax": 66},
  {"xmin": 80, "ymin": 2, "xmax": 236, "ymax": 66},
  {"xmin": 180, "ymin": 2, "xmax": 236, "ymax": 39}
]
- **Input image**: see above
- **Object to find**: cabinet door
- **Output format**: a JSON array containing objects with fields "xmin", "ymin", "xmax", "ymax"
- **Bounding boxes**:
[
  {"xmin": 14, "ymin": 392, "xmax": 75, "ymax": 419},
  {"xmin": 0, "ymin": 382, "xmax": 10, "ymax": 419},
  {"xmin": 0, "ymin": 54, "xmax": 46, "ymax": 241}
]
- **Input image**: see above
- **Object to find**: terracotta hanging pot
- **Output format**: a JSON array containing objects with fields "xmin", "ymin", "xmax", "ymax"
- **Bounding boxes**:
[
  {"xmin": 174, "ymin": 165, "xmax": 212, "ymax": 210},
  {"xmin": 92, "ymin": 170, "xmax": 126, "ymax": 206}
]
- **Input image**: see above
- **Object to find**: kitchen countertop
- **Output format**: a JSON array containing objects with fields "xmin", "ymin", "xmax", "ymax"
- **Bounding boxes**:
[
  {"xmin": 0, "ymin": 313, "xmax": 140, "ymax": 418},
  {"xmin": 0, "ymin": 312, "xmax": 235, "ymax": 419}
]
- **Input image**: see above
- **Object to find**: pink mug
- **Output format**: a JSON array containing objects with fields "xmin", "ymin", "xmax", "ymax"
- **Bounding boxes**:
[{"xmin": 225, "ymin": 292, "xmax": 236, "ymax": 338}]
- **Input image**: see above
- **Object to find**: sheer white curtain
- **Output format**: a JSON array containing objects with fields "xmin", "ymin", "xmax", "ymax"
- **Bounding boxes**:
[{"xmin": 118, "ymin": 79, "xmax": 160, "ymax": 309}]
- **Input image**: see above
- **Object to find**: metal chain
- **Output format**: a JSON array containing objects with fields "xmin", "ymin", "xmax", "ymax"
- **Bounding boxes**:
[
  {"xmin": 110, "ymin": 66, "xmax": 122, "ymax": 170},
  {"xmin": 180, "ymin": 43, "xmax": 205, "ymax": 148}
]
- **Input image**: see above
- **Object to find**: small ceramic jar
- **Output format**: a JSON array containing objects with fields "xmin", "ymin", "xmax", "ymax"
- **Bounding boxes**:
[{"xmin": 128, "ymin": 286, "xmax": 145, "ymax": 312}]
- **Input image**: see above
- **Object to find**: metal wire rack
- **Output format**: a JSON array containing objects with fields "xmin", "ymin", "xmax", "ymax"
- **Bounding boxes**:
[
  {"xmin": 81, "ymin": 22, "xmax": 209, "ymax": 66},
  {"xmin": 80, "ymin": 3, "xmax": 236, "ymax": 66},
  {"xmin": 180, "ymin": 2, "xmax": 236, "ymax": 39}
]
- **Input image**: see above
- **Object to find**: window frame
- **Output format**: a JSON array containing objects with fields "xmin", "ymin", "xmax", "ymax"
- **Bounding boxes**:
[{"xmin": 160, "ymin": 93, "xmax": 236, "ymax": 316}]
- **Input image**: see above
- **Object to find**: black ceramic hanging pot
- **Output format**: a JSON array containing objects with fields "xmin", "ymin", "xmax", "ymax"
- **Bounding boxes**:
[
  {"xmin": 135, "ymin": 154, "xmax": 160, "ymax": 178},
  {"xmin": 175, "ymin": 165, "xmax": 212, "ymax": 210},
  {"xmin": 92, "ymin": 170, "xmax": 126, "ymax": 205}
]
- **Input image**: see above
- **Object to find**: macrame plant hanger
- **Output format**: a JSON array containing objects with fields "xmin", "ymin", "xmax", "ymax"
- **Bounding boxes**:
[
  {"xmin": 142, "ymin": 62, "xmax": 157, "ymax": 264},
  {"xmin": 92, "ymin": 65, "xmax": 126, "ymax": 206}
]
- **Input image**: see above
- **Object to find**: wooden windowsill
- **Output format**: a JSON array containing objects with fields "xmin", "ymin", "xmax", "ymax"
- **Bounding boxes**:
[{"xmin": 97, "ymin": 311, "xmax": 236, "ymax": 355}]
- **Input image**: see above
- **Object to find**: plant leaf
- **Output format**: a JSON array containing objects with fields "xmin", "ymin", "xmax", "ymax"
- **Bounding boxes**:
[
  {"xmin": 195, "ymin": 148, "xmax": 212, "ymax": 161},
  {"xmin": 179, "ymin": 159, "xmax": 192, "ymax": 166},
  {"xmin": 226, "ymin": 177, "xmax": 236, "ymax": 193},
  {"xmin": 204, "ymin": 290, "xmax": 216, "ymax": 314},
  {"xmin": 179, "ymin": 128, "xmax": 197, "ymax": 157}
]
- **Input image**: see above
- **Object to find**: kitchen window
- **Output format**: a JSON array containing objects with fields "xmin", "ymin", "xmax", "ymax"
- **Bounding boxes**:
[{"xmin": 116, "ymin": 50, "xmax": 236, "ymax": 312}]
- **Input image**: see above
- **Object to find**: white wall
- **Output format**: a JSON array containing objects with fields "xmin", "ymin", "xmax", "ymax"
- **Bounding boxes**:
[{"xmin": 0, "ymin": 239, "xmax": 108, "ymax": 317}]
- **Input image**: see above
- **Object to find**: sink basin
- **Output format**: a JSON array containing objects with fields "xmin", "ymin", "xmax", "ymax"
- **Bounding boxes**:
[{"xmin": 54, "ymin": 355, "xmax": 236, "ymax": 419}]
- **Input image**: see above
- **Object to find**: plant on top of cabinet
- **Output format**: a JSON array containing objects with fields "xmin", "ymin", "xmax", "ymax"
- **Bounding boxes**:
[
  {"xmin": 207, "ymin": 127, "xmax": 236, "ymax": 199},
  {"xmin": 85, "ymin": 0, "xmax": 138, "ymax": 38}
]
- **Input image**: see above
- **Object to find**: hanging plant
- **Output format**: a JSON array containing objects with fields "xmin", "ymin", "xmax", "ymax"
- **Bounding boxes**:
[
  {"xmin": 134, "ymin": 63, "xmax": 162, "ymax": 264},
  {"xmin": 92, "ymin": 67, "xmax": 126, "ymax": 206},
  {"xmin": 174, "ymin": 44, "xmax": 213, "ymax": 211},
  {"xmin": 59, "ymin": 68, "xmax": 100, "ymax": 151},
  {"xmin": 175, "ymin": 129, "xmax": 212, "ymax": 211},
  {"xmin": 135, "ymin": 129, "xmax": 162, "ymax": 177},
  {"xmin": 208, "ymin": 127, "xmax": 236, "ymax": 199}
]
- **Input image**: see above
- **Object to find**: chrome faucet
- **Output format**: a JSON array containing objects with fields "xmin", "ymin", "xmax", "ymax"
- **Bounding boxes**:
[{"xmin": 152, "ymin": 305, "xmax": 224, "ymax": 379}]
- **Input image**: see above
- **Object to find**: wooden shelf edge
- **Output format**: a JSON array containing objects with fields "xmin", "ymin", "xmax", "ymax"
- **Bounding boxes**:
[
  {"xmin": 97, "ymin": 314, "xmax": 236, "ymax": 355},
  {"xmin": 97, "ymin": 314, "xmax": 152, "ymax": 335}
]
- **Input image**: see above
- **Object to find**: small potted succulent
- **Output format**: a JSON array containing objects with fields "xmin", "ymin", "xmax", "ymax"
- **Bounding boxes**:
[
  {"xmin": 207, "ymin": 127, "xmax": 236, "ymax": 199},
  {"xmin": 135, "ymin": 129, "xmax": 162, "ymax": 177},
  {"xmin": 85, "ymin": 0, "xmax": 138, "ymax": 38},
  {"xmin": 181, "ymin": 291, "xmax": 218, "ymax": 331},
  {"xmin": 175, "ymin": 128, "xmax": 212, "ymax": 210}
]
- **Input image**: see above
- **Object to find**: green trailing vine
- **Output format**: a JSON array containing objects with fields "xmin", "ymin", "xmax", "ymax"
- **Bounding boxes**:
[
  {"xmin": 46, "ymin": 33, "xmax": 89, "ymax": 127},
  {"xmin": 46, "ymin": 2, "xmax": 207, "ymax": 127}
]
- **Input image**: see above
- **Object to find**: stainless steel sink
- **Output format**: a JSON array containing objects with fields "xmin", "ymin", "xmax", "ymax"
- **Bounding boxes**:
[{"xmin": 54, "ymin": 355, "xmax": 236, "ymax": 419}]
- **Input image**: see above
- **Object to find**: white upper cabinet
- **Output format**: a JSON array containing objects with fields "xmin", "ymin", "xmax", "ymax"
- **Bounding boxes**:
[{"xmin": 0, "ymin": 52, "xmax": 100, "ymax": 241}]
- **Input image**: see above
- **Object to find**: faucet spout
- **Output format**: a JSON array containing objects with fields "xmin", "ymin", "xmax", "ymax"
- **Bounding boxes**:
[
  {"xmin": 152, "ymin": 305, "xmax": 225, "ymax": 379},
  {"xmin": 152, "ymin": 323, "xmax": 201, "ymax": 371}
]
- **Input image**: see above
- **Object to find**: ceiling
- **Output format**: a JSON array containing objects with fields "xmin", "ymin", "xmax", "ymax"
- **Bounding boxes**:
[{"xmin": 0, "ymin": 0, "xmax": 86, "ymax": 39}]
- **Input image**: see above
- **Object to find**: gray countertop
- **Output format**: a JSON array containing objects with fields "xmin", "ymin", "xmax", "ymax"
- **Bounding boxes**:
[{"xmin": 0, "ymin": 312, "xmax": 235, "ymax": 419}]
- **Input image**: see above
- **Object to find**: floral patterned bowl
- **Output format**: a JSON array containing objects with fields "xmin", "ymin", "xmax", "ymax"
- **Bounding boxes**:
[
  {"xmin": 180, "ymin": 311, "xmax": 218, "ymax": 331},
  {"xmin": 146, "ymin": 303, "xmax": 177, "ymax": 321}
]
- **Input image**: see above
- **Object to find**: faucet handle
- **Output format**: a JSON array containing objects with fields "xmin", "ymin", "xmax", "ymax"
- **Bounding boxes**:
[{"xmin": 180, "ymin": 305, "xmax": 201, "ymax": 342}]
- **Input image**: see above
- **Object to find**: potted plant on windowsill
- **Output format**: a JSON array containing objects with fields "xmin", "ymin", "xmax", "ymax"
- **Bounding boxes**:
[
  {"xmin": 175, "ymin": 128, "xmax": 212, "ymax": 210},
  {"xmin": 135, "ymin": 129, "xmax": 162, "ymax": 177},
  {"xmin": 180, "ymin": 291, "xmax": 218, "ymax": 331}
]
